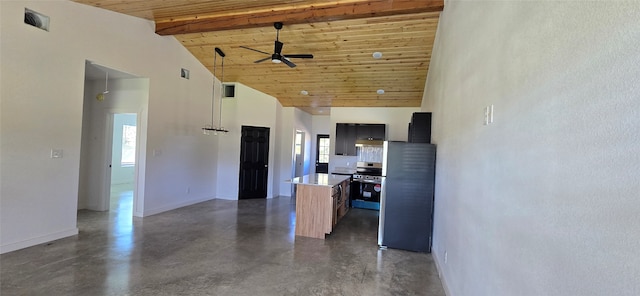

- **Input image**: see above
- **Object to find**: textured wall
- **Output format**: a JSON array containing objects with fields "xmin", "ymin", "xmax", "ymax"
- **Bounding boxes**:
[{"xmin": 424, "ymin": 1, "xmax": 640, "ymax": 295}]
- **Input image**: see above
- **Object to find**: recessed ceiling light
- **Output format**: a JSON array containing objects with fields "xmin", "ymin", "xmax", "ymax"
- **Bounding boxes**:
[
  {"xmin": 372, "ymin": 52, "xmax": 383, "ymax": 59},
  {"xmin": 300, "ymin": 90, "xmax": 309, "ymax": 95},
  {"xmin": 377, "ymin": 89, "xmax": 385, "ymax": 95}
]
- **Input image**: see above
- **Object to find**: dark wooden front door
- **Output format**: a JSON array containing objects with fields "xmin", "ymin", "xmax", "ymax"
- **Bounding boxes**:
[{"xmin": 239, "ymin": 126, "xmax": 270, "ymax": 199}]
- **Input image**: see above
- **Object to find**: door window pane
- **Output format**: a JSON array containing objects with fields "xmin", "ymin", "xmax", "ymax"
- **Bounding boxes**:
[{"xmin": 319, "ymin": 138, "xmax": 330, "ymax": 163}]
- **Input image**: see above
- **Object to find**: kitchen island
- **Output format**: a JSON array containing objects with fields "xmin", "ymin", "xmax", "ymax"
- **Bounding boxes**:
[{"xmin": 289, "ymin": 174, "xmax": 350, "ymax": 239}]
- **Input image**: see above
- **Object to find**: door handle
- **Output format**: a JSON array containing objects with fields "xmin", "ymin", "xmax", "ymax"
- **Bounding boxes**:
[{"xmin": 264, "ymin": 165, "xmax": 268, "ymax": 168}]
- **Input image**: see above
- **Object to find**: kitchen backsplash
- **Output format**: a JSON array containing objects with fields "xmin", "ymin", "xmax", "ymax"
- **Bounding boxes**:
[{"xmin": 329, "ymin": 155, "xmax": 357, "ymax": 173}]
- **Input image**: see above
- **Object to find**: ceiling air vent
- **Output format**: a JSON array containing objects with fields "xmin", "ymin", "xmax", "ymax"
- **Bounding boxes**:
[{"xmin": 24, "ymin": 8, "xmax": 49, "ymax": 31}]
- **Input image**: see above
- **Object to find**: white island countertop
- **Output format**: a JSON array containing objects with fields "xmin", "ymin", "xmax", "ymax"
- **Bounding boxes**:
[{"xmin": 287, "ymin": 173, "xmax": 350, "ymax": 187}]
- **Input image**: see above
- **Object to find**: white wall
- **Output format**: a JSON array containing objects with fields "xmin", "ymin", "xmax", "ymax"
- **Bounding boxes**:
[
  {"xmin": 1, "ymin": 1, "xmax": 217, "ymax": 253},
  {"xmin": 215, "ymin": 83, "xmax": 280, "ymax": 199},
  {"xmin": 423, "ymin": 2, "xmax": 640, "ymax": 295},
  {"xmin": 276, "ymin": 108, "xmax": 295, "ymax": 197},
  {"xmin": 328, "ymin": 107, "xmax": 419, "ymax": 173}
]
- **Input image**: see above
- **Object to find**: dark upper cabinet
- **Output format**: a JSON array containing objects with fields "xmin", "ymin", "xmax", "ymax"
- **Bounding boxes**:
[
  {"xmin": 356, "ymin": 124, "xmax": 386, "ymax": 140},
  {"xmin": 335, "ymin": 123, "xmax": 357, "ymax": 156},
  {"xmin": 336, "ymin": 123, "xmax": 386, "ymax": 156},
  {"xmin": 408, "ymin": 112, "xmax": 432, "ymax": 143}
]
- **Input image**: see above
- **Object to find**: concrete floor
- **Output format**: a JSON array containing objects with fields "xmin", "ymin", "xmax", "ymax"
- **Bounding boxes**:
[{"xmin": 1, "ymin": 187, "xmax": 445, "ymax": 296}]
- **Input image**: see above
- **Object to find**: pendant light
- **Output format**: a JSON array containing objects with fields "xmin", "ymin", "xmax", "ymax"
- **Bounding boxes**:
[
  {"xmin": 96, "ymin": 71, "xmax": 109, "ymax": 101},
  {"xmin": 202, "ymin": 47, "xmax": 229, "ymax": 135}
]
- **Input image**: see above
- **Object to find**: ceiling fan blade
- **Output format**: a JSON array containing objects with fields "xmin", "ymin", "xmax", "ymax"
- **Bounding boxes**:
[
  {"xmin": 274, "ymin": 40, "xmax": 284, "ymax": 55},
  {"xmin": 281, "ymin": 57, "xmax": 296, "ymax": 68},
  {"xmin": 240, "ymin": 46, "xmax": 270, "ymax": 55},
  {"xmin": 283, "ymin": 54, "xmax": 314, "ymax": 59},
  {"xmin": 254, "ymin": 57, "xmax": 271, "ymax": 63}
]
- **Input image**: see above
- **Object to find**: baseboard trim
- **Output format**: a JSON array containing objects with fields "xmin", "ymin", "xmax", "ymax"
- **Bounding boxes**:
[
  {"xmin": 142, "ymin": 196, "xmax": 214, "ymax": 217},
  {"xmin": 214, "ymin": 196, "xmax": 237, "ymax": 201},
  {"xmin": 432, "ymin": 252, "xmax": 453, "ymax": 296},
  {"xmin": 0, "ymin": 228, "xmax": 79, "ymax": 254}
]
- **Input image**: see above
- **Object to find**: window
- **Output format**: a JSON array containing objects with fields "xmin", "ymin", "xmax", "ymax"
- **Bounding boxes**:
[
  {"xmin": 121, "ymin": 125, "xmax": 136, "ymax": 166},
  {"xmin": 295, "ymin": 132, "xmax": 303, "ymax": 155}
]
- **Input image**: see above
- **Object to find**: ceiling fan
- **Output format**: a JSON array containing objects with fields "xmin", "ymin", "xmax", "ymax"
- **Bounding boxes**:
[{"xmin": 240, "ymin": 22, "xmax": 313, "ymax": 68}]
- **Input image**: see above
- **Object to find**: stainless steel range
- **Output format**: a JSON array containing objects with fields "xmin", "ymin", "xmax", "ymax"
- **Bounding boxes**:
[{"xmin": 352, "ymin": 141, "xmax": 385, "ymax": 210}]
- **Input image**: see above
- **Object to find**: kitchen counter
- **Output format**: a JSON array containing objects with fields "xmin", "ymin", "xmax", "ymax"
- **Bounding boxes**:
[
  {"xmin": 288, "ymin": 173, "xmax": 350, "ymax": 187},
  {"xmin": 288, "ymin": 174, "xmax": 351, "ymax": 239}
]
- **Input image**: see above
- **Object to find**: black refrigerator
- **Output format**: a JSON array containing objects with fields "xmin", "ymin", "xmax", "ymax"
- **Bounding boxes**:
[{"xmin": 378, "ymin": 141, "xmax": 436, "ymax": 252}]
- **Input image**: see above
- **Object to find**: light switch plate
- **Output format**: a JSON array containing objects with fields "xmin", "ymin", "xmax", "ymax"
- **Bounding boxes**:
[
  {"xmin": 484, "ymin": 106, "xmax": 490, "ymax": 125},
  {"xmin": 489, "ymin": 104, "xmax": 494, "ymax": 124},
  {"xmin": 484, "ymin": 105, "xmax": 495, "ymax": 125},
  {"xmin": 51, "ymin": 149, "xmax": 63, "ymax": 158}
]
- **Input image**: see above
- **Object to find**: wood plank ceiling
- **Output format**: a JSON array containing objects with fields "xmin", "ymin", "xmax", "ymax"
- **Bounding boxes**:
[{"xmin": 72, "ymin": 0, "xmax": 443, "ymax": 114}]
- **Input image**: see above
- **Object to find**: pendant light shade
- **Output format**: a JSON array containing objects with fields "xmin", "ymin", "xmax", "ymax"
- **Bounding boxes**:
[{"xmin": 203, "ymin": 47, "xmax": 229, "ymax": 135}]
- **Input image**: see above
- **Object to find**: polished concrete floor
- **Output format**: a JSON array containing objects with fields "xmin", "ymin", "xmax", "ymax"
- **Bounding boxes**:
[{"xmin": 1, "ymin": 186, "xmax": 445, "ymax": 296}]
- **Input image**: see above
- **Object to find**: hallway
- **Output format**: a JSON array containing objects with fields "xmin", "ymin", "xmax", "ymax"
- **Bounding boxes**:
[{"xmin": 0, "ymin": 197, "xmax": 445, "ymax": 295}]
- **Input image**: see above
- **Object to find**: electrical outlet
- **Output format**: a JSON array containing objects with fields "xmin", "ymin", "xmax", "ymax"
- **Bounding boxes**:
[{"xmin": 186, "ymin": 187, "xmax": 191, "ymax": 194}]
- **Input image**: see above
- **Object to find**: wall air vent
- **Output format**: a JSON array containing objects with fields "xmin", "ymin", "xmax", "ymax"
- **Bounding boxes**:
[
  {"xmin": 24, "ymin": 8, "xmax": 49, "ymax": 31},
  {"xmin": 223, "ymin": 84, "xmax": 235, "ymax": 98},
  {"xmin": 181, "ymin": 68, "xmax": 190, "ymax": 79}
]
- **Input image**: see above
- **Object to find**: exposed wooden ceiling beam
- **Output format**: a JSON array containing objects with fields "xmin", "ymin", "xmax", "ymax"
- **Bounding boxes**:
[{"xmin": 155, "ymin": 0, "xmax": 444, "ymax": 35}]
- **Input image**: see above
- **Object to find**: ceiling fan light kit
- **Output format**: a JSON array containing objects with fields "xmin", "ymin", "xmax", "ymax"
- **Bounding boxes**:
[
  {"xmin": 203, "ymin": 47, "xmax": 229, "ymax": 135},
  {"xmin": 240, "ymin": 22, "xmax": 314, "ymax": 68}
]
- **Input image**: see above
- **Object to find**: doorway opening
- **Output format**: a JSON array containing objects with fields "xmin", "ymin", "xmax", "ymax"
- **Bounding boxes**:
[
  {"xmin": 109, "ymin": 113, "xmax": 137, "ymax": 217},
  {"xmin": 294, "ymin": 130, "xmax": 305, "ymax": 177},
  {"xmin": 78, "ymin": 61, "xmax": 145, "ymax": 221},
  {"xmin": 291, "ymin": 130, "xmax": 306, "ymax": 198}
]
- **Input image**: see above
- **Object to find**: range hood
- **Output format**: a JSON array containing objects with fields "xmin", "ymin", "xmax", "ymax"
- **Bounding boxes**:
[{"xmin": 355, "ymin": 139, "xmax": 384, "ymax": 147}]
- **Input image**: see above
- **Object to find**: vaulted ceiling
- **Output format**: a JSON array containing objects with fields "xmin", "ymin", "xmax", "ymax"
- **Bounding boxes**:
[{"xmin": 72, "ymin": 0, "xmax": 443, "ymax": 114}]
